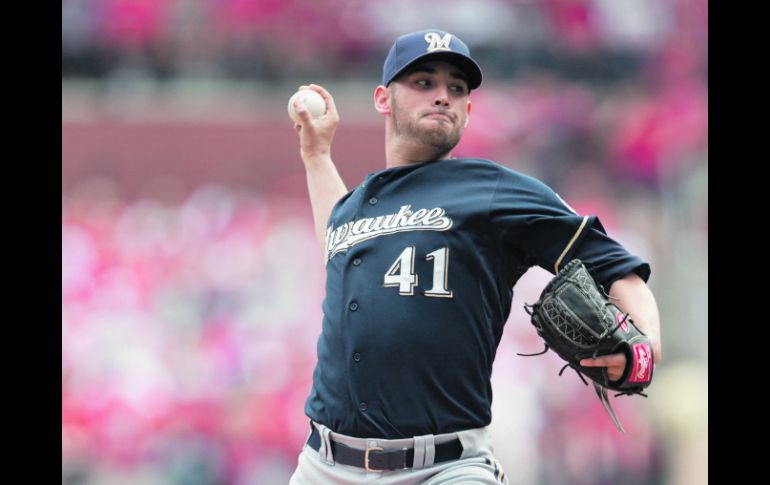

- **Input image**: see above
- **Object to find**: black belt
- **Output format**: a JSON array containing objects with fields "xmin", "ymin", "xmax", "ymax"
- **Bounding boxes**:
[{"xmin": 307, "ymin": 427, "xmax": 463, "ymax": 472}]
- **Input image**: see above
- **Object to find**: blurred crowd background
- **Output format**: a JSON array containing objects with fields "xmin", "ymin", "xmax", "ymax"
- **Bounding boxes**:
[{"xmin": 62, "ymin": 0, "xmax": 708, "ymax": 484}]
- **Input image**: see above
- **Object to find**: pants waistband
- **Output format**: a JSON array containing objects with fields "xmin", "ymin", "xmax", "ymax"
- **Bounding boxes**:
[
  {"xmin": 307, "ymin": 425, "xmax": 463, "ymax": 471},
  {"xmin": 310, "ymin": 420, "xmax": 461, "ymax": 449}
]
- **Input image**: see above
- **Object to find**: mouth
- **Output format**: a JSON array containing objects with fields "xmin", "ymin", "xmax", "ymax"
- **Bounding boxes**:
[{"xmin": 423, "ymin": 112, "xmax": 454, "ymax": 123}]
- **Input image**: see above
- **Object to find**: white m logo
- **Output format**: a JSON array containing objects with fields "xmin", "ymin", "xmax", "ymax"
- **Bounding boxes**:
[{"xmin": 424, "ymin": 32, "xmax": 452, "ymax": 52}]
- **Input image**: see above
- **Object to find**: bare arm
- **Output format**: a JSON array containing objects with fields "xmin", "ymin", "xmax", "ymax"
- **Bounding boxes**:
[
  {"xmin": 292, "ymin": 84, "xmax": 348, "ymax": 258},
  {"xmin": 607, "ymin": 272, "xmax": 662, "ymax": 361},
  {"xmin": 580, "ymin": 272, "xmax": 663, "ymax": 380}
]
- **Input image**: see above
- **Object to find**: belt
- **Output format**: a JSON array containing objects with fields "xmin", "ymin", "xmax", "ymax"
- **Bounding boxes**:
[{"xmin": 307, "ymin": 426, "xmax": 463, "ymax": 472}]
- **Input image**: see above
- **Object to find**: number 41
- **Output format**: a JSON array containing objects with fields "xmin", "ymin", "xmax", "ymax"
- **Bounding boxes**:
[{"xmin": 383, "ymin": 246, "xmax": 453, "ymax": 298}]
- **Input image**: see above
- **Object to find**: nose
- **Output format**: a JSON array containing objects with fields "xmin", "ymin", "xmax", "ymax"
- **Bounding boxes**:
[{"xmin": 433, "ymin": 86, "xmax": 450, "ymax": 107}]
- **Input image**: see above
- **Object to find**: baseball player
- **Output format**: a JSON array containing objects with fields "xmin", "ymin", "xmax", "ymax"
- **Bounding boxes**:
[{"xmin": 289, "ymin": 29, "xmax": 662, "ymax": 484}]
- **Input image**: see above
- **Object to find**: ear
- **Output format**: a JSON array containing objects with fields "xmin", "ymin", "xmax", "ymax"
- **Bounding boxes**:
[
  {"xmin": 463, "ymin": 98, "xmax": 472, "ymax": 128},
  {"xmin": 374, "ymin": 85, "xmax": 391, "ymax": 115}
]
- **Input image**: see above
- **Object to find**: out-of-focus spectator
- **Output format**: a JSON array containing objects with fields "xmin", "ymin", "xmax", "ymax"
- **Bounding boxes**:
[
  {"xmin": 607, "ymin": 81, "xmax": 707, "ymax": 186},
  {"xmin": 62, "ymin": 0, "xmax": 707, "ymax": 84}
]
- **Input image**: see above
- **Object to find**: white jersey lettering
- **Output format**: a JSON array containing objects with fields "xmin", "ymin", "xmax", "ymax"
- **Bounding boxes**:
[{"xmin": 325, "ymin": 205, "xmax": 453, "ymax": 263}]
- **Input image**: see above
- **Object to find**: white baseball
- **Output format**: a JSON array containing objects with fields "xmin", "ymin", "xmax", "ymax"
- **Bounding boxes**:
[{"xmin": 288, "ymin": 89, "xmax": 327, "ymax": 124}]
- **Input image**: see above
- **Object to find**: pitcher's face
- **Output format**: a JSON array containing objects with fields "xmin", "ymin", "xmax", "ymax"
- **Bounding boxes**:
[{"xmin": 389, "ymin": 60, "xmax": 472, "ymax": 153}]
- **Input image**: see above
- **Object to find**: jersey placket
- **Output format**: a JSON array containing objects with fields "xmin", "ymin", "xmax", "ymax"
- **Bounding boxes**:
[{"xmin": 346, "ymin": 172, "xmax": 380, "ymax": 419}]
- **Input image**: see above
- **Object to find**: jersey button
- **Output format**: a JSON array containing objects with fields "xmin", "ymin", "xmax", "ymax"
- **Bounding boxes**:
[
  {"xmin": 352, "ymin": 258, "xmax": 362, "ymax": 266},
  {"xmin": 353, "ymin": 352, "xmax": 361, "ymax": 362},
  {"xmin": 359, "ymin": 402, "xmax": 368, "ymax": 412},
  {"xmin": 368, "ymin": 197, "xmax": 378, "ymax": 205},
  {"xmin": 349, "ymin": 302, "xmax": 359, "ymax": 311}
]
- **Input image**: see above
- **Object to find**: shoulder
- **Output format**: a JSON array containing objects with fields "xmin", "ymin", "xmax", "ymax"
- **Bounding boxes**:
[
  {"xmin": 450, "ymin": 158, "xmax": 547, "ymax": 184},
  {"xmin": 477, "ymin": 162, "xmax": 578, "ymax": 216},
  {"xmin": 452, "ymin": 159, "xmax": 559, "ymax": 199}
]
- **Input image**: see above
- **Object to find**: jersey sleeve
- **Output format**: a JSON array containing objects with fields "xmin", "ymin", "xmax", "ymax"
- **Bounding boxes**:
[{"xmin": 489, "ymin": 168, "xmax": 650, "ymax": 289}]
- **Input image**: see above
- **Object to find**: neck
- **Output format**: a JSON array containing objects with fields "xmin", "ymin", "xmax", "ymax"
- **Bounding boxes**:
[{"xmin": 384, "ymin": 126, "xmax": 454, "ymax": 169}]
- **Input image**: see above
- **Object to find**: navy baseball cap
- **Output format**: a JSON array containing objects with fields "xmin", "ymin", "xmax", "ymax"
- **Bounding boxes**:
[{"xmin": 382, "ymin": 29, "xmax": 483, "ymax": 90}]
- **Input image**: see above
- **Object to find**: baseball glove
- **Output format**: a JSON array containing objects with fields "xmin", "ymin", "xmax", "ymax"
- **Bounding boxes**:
[{"xmin": 519, "ymin": 259, "xmax": 654, "ymax": 433}]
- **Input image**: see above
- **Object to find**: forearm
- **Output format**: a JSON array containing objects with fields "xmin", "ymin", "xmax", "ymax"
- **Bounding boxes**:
[
  {"xmin": 303, "ymin": 154, "xmax": 348, "ymax": 257},
  {"xmin": 609, "ymin": 272, "xmax": 663, "ymax": 363},
  {"xmin": 290, "ymin": 84, "xmax": 346, "ymax": 259}
]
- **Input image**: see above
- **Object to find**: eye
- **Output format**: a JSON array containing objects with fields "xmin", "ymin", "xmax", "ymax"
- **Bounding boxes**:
[
  {"xmin": 450, "ymin": 84, "xmax": 468, "ymax": 94},
  {"xmin": 415, "ymin": 78, "xmax": 431, "ymax": 87}
]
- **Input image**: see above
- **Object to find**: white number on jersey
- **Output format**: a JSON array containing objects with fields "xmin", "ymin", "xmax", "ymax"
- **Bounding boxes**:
[
  {"xmin": 424, "ymin": 247, "xmax": 453, "ymax": 297},
  {"xmin": 383, "ymin": 246, "xmax": 418, "ymax": 295},
  {"xmin": 383, "ymin": 246, "xmax": 453, "ymax": 298}
]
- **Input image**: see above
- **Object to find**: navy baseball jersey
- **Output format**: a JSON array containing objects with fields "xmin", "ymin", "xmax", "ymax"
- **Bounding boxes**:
[{"xmin": 304, "ymin": 157, "xmax": 650, "ymax": 439}]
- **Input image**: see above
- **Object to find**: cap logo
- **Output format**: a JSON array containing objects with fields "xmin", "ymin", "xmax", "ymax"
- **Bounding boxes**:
[{"xmin": 424, "ymin": 32, "xmax": 453, "ymax": 52}]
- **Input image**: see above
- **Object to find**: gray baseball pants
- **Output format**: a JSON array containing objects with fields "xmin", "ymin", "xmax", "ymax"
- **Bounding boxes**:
[{"xmin": 289, "ymin": 420, "xmax": 510, "ymax": 484}]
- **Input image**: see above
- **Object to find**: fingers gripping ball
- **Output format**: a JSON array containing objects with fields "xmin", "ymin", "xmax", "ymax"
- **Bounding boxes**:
[{"xmin": 288, "ymin": 89, "xmax": 327, "ymax": 124}]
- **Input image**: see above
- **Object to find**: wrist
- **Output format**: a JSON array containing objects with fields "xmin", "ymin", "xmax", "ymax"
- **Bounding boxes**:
[{"xmin": 301, "ymin": 151, "xmax": 333, "ymax": 168}]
